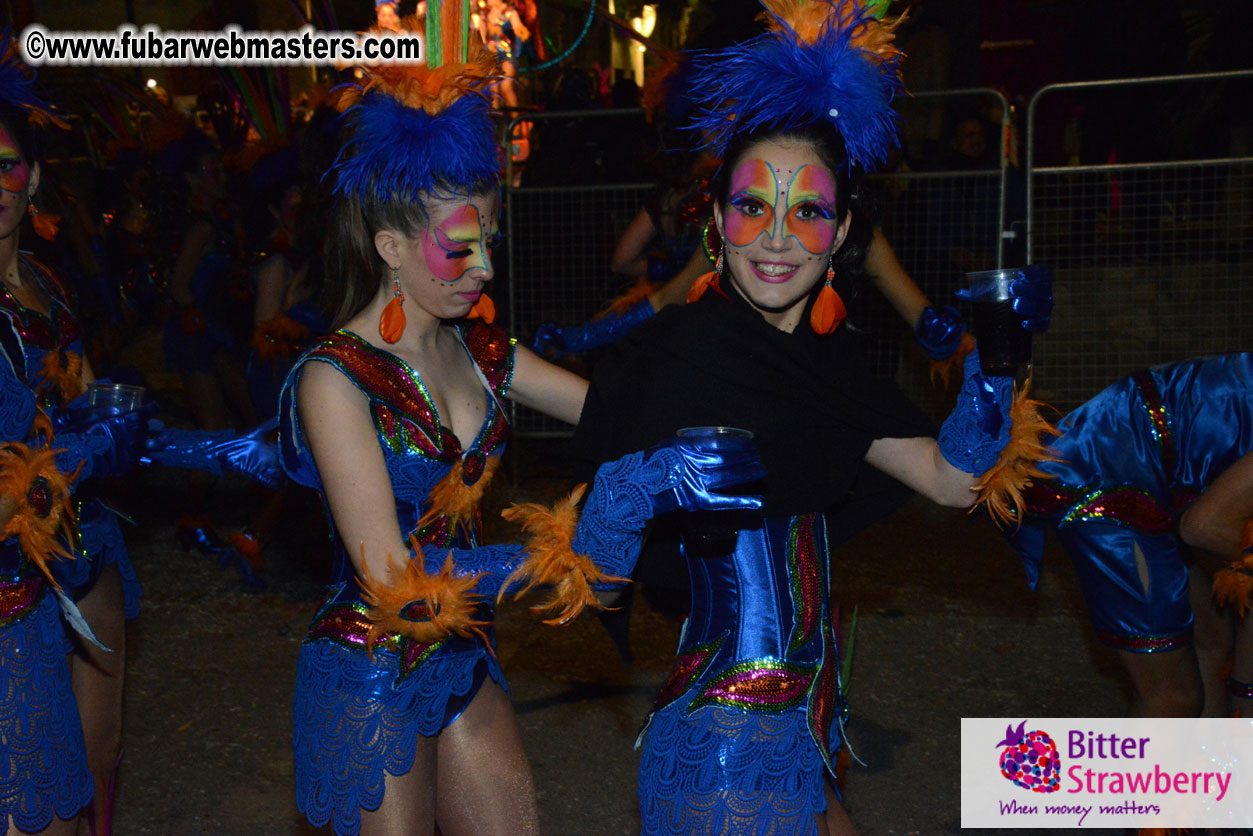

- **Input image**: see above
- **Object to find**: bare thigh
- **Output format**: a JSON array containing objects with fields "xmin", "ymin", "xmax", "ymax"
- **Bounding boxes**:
[
  {"xmin": 358, "ymin": 733, "xmax": 438, "ymax": 836},
  {"xmin": 435, "ymin": 680, "xmax": 539, "ymax": 836}
]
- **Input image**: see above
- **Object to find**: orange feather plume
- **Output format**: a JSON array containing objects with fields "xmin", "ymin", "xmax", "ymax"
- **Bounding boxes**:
[
  {"xmin": 416, "ymin": 454, "xmax": 500, "ymax": 540},
  {"xmin": 332, "ymin": 41, "xmax": 496, "ymax": 117},
  {"xmin": 38, "ymin": 351, "xmax": 84, "ymax": 405},
  {"xmin": 1212, "ymin": 522, "xmax": 1253, "ymax": 618},
  {"xmin": 358, "ymin": 539, "xmax": 488, "ymax": 655},
  {"xmin": 972, "ymin": 374, "xmax": 1064, "ymax": 529},
  {"xmin": 761, "ymin": 0, "xmax": 905, "ymax": 68},
  {"xmin": 0, "ymin": 442, "xmax": 78, "ymax": 588},
  {"xmin": 498, "ymin": 483, "xmax": 629, "ymax": 625}
]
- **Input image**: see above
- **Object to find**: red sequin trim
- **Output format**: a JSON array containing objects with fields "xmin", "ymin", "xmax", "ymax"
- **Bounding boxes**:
[
  {"xmin": 0, "ymin": 577, "xmax": 43, "ymax": 628},
  {"xmin": 787, "ymin": 513, "xmax": 821, "ymax": 653}
]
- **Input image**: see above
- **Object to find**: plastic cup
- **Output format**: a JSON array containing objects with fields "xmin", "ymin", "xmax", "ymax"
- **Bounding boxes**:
[
  {"xmin": 964, "ymin": 267, "xmax": 1035, "ymax": 376},
  {"xmin": 86, "ymin": 382, "xmax": 146, "ymax": 415},
  {"xmin": 674, "ymin": 426, "xmax": 753, "ymax": 559}
]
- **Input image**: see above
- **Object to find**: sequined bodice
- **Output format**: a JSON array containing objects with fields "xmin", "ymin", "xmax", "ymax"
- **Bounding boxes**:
[
  {"xmin": 282, "ymin": 324, "xmax": 516, "ymax": 588},
  {"xmin": 0, "ymin": 256, "xmax": 83, "ymax": 405},
  {"xmin": 647, "ymin": 512, "xmax": 843, "ymax": 772}
]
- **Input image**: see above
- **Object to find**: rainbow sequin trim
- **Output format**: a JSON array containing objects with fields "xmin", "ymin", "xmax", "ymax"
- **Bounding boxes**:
[
  {"xmin": 1131, "ymin": 369, "xmax": 1177, "ymax": 480},
  {"xmin": 689, "ymin": 658, "xmax": 816, "ymax": 713},
  {"xmin": 787, "ymin": 513, "xmax": 822, "ymax": 653},
  {"xmin": 304, "ymin": 601, "xmax": 446, "ymax": 681},
  {"xmin": 1095, "ymin": 628, "xmax": 1191, "ymax": 654},
  {"xmin": 652, "ymin": 634, "xmax": 724, "ymax": 714}
]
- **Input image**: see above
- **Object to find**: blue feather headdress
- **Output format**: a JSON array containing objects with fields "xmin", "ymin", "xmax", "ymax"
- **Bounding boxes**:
[
  {"xmin": 686, "ymin": 0, "xmax": 904, "ymax": 171},
  {"xmin": 329, "ymin": 28, "xmax": 499, "ymax": 204},
  {"xmin": 0, "ymin": 31, "xmax": 67, "ymax": 129}
]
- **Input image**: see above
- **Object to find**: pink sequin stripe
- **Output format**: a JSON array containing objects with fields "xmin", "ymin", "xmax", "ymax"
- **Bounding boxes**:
[
  {"xmin": 689, "ymin": 659, "xmax": 815, "ymax": 712},
  {"xmin": 1060, "ymin": 486, "xmax": 1176, "ymax": 533},
  {"xmin": 1131, "ymin": 369, "xmax": 1177, "ymax": 482},
  {"xmin": 651, "ymin": 634, "xmax": 724, "ymax": 714},
  {"xmin": 787, "ymin": 513, "xmax": 821, "ymax": 653},
  {"xmin": 1095, "ymin": 629, "xmax": 1191, "ymax": 653},
  {"xmin": 0, "ymin": 577, "xmax": 42, "ymax": 628}
]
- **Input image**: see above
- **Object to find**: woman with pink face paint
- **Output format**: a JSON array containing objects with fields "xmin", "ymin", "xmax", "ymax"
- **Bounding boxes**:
[
  {"xmin": 568, "ymin": 3, "xmax": 1053, "ymax": 834},
  {"xmin": 0, "ymin": 43, "xmax": 157, "ymax": 836},
  {"xmin": 275, "ymin": 37, "xmax": 767, "ymax": 836}
]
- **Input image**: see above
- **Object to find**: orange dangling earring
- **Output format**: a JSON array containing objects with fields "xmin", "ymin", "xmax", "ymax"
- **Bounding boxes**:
[
  {"xmin": 687, "ymin": 245, "xmax": 724, "ymax": 303},
  {"xmin": 379, "ymin": 267, "xmax": 406, "ymax": 344},
  {"xmin": 809, "ymin": 260, "xmax": 846, "ymax": 335},
  {"xmin": 27, "ymin": 200, "xmax": 60, "ymax": 242}
]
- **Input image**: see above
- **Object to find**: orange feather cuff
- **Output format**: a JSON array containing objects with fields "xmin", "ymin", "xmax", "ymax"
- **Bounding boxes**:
[
  {"xmin": 0, "ymin": 442, "xmax": 78, "ymax": 588},
  {"xmin": 357, "ymin": 539, "xmax": 489, "ymax": 656},
  {"xmin": 1211, "ymin": 522, "xmax": 1253, "ymax": 618},
  {"xmin": 497, "ymin": 484, "xmax": 630, "ymax": 625},
  {"xmin": 972, "ymin": 373, "xmax": 1063, "ymax": 529}
]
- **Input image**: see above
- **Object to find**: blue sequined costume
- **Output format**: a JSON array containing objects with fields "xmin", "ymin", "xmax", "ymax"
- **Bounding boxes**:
[
  {"xmin": 1015, "ymin": 353, "xmax": 1253, "ymax": 652},
  {"xmin": 0, "ymin": 254, "xmax": 141, "ymax": 618},
  {"xmin": 0, "ymin": 310, "xmax": 93, "ymax": 832},
  {"xmin": 637, "ymin": 514, "xmax": 844, "ymax": 835},
  {"xmin": 279, "ymin": 322, "xmax": 675, "ymax": 835},
  {"xmin": 570, "ymin": 282, "xmax": 936, "ymax": 836}
]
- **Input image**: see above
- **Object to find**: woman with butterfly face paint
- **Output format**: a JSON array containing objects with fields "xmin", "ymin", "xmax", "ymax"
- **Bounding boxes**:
[
  {"xmin": 276, "ymin": 22, "xmax": 769, "ymax": 836},
  {"xmin": 568, "ymin": 2, "xmax": 1054, "ymax": 834}
]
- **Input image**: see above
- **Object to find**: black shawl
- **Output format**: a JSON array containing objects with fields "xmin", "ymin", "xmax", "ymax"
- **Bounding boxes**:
[{"xmin": 567, "ymin": 280, "xmax": 936, "ymax": 543}]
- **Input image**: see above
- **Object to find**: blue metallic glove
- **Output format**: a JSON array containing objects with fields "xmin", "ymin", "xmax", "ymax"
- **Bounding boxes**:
[
  {"xmin": 142, "ymin": 418, "xmax": 284, "ymax": 489},
  {"xmin": 54, "ymin": 401, "xmax": 157, "ymax": 480},
  {"xmin": 955, "ymin": 265, "xmax": 1053, "ymax": 334},
  {"xmin": 530, "ymin": 298, "xmax": 656, "ymax": 358},
  {"xmin": 915, "ymin": 305, "xmax": 967, "ymax": 360},
  {"xmin": 1008, "ymin": 265, "xmax": 1053, "ymax": 333},
  {"xmin": 639, "ymin": 432, "xmax": 766, "ymax": 516},
  {"xmin": 937, "ymin": 349, "xmax": 1014, "ymax": 475}
]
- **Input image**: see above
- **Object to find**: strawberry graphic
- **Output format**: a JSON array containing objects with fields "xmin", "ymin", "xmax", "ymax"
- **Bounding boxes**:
[{"xmin": 996, "ymin": 720, "xmax": 1061, "ymax": 793}]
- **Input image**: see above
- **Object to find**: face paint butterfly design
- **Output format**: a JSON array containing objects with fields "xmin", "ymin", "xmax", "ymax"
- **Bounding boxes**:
[
  {"xmin": 422, "ymin": 202, "xmax": 501, "ymax": 282},
  {"xmin": 723, "ymin": 158, "xmax": 838, "ymax": 256}
]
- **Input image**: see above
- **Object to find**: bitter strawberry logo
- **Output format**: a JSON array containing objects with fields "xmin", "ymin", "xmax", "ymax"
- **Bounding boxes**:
[{"xmin": 996, "ymin": 720, "xmax": 1061, "ymax": 793}]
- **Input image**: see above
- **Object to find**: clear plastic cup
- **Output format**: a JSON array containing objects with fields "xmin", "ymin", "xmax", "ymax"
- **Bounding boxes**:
[
  {"xmin": 964, "ymin": 267, "xmax": 1035, "ymax": 376},
  {"xmin": 86, "ymin": 382, "xmax": 146, "ymax": 414}
]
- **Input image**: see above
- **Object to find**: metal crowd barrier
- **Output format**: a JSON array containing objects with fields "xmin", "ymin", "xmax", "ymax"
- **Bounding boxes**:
[
  {"xmin": 1026, "ymin": 70, "xmax": 1253, "ymax": 411},
  {"xmin": 502, "ymin": 76, "xmax": 1253, "ymax": 436},
  {"xmin": 504, "ymin": 108, "xmax": 654, "ymax": 437}
]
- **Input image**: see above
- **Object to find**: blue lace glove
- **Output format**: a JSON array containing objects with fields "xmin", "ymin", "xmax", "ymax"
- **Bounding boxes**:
[
  {"xmin": 54, "ymin": 401, "xmax": 156, "ymax": 480},
  {"xmin": 570, "ymin": 433, "xmax": 765, "ymax": 580},
  {"xmin": 142, "ymin": 418, "xmax": 284, "ymax": 489},
  {"xmin": 531, "ymin": 298, "xmax": 655, "ymax": 358},
  {"xmin": 455, "ymin": 433, "xmax": 766, "ymax": 601},
  {"xmin": 955, "ymin": 265, "xmax": 1053, "ymax": 334},
  {"xmin": 937, "ymin": 349, "xmax": 1014, "ymax": 475},
  {"xmin": 915, "ymin": 305, "xmax": 967, "ymax": 360}
]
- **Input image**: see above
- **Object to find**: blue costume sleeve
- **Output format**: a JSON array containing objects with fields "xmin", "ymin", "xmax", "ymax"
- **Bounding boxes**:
[
  {"xmin": 937, "ymin": 350, "xmax": 1014, "ymax": 475},
  {"xmin": 425, "ymin": 436, "xmax": 765, "ymax": 601},
  {"xmin": 531, "ymin": 298, "xmax": 655, "ymax": 358}
]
